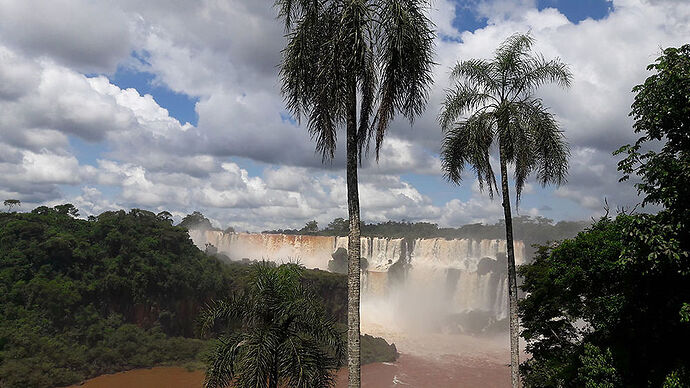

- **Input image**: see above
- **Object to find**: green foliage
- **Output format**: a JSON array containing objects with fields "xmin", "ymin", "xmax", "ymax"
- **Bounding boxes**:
[
  {"xmin": 323, "ymin": 218, "xmax": 349, "ymax": 236},
  {"xmin": 179, "ymin": 211, "xmax": 217, "ymax": 231},
  {"xmin": 615, "ymin": 44, "xmax": 690, "ymax": 216},
  {"xmin": 681, "ymin": 303, "xmax": 690, "ymax": 323},
  {"xmin": 0, "ymin": 206, "xmax": 235, "ymax": 387},
  {"xmin": 301, "ymin": 220, "xmax": 319, "ymax": 235},
  {"xmin": 578, "ymin": 344, "xmax": 622, "ymax": 388},
  {"xmin": 663, "ymin": 367, "xmax": 690, "ymax": 388},
  {"xmin": 360, "ymin": 334, "xmax": 398, "ymax": 364},
  {"xmin": 519, "ymin": 214, "xmax": 690, "ymax": 387},
  {"xmin": 3, "ymin": 199, "xmax": 20, "ymax": 212},
  {"xmin": 200, "ymin": 262, "xmax": 344, "ymax": 388}
]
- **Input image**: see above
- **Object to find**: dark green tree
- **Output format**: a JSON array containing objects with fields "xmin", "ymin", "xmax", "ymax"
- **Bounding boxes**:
[
  {"xmin": 275, "ymin": 1, "xmax": 435, "ymax": 385},
  {"xmin": 324, "ymin": 218, "xmax": 349, "ymax": 236},
  {"xmin": 438, "ymin": 33, "xmax": 571, "ymax": 386},
  {"xmin": 3, "ymin": 199, "xmax": 20, "ymax": 212},
  {"xmin": 616, "ymin": 43, "xmax": 690, "ymax": 219},
  {"xmin": 200, "ymin": 262, "xmax": 343, "ymax": 388},
  {"xmin": 53, "ymin": 204, "xmax": 79, "ymax": 217},
  {"xmin": 520, "ymin": 44, "xmax": 690, "ymax": 388},
  {"xmin": 179, "ymin": 211, "xmax": 214, "ymax": 230},
  {"xmin": 156, "ymin": 210, "xmax": 173, "ymax": 224},
  {"xmin": 301, "ymin": 220, "xmax": 319, "ymax": 235},
  {"xmin": 519, "ymin": 215, "xmax": 690, "ymax": 387}
]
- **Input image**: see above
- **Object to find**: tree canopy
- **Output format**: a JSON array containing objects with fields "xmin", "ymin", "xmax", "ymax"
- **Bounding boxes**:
[
  {"xmin": 0, "ymin": 206, "xmax": 236, "ymax": 387},
  {"xmin": 520, "ymin": 44, "xmax": 690, "ymax": 388}
]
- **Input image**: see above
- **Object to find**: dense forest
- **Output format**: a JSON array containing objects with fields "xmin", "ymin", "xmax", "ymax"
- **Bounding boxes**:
[
  {"xmin": 0, "ymin": 206, "xmax": 392, "ymax": 388},
  {"xmin": 518, "ymin": 44, "xmax": 690, "ymax": 387}
]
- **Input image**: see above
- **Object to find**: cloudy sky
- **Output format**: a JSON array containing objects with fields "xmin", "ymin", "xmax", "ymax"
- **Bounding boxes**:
[{"xmin": 0, "ymin": 0, "xmax": 688, "ymax": 231}]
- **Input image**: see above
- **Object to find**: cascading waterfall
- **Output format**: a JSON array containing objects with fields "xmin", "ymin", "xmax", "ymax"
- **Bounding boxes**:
[{"xmin": 190, "ymin": 229, "xmax": 524, "ymax": 334}]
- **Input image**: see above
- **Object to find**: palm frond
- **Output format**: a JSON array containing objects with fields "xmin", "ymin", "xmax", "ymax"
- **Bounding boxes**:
[
  {"xmin": 526, "ymin": 103, "xmax": 569, "ymax": 187},
  {"xmin": 373, "ymin": 0, "xmax": 435, "ymax": 159},
  {"xmin": 439, "ymin": 83, "xmax": 496, "ymax": 132},
  {"xmin": 440, "ymin": 111, "xmax": 497, "ymax": 196},
  {"xmin": 199, "ymin": 296, "xmax": 247, "ymax": 337},
  {"xmin": 204, "ymin": 333, "xmax": 246, "ymax": 388},
  {"xmin": 451, "ymin": 58, "xmax": 500, "ymax": 95},
  {"xmin": 510, "ymin": 54, "xmax": 572, "ymax": 99},
  {"xmin": 495, "ymin": 33, "xmax": 535, "ymax": 73}
]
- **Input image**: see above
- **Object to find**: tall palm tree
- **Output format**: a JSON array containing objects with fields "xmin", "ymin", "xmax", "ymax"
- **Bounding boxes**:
[
  {"xmin": 200, "ymin": 262, "xmax": 344, "ymax": 388},
  {"xmin": 275, "ymin": 1, "xmax": 435, "ymax": 386},
  {"xmin": 438, "ymin": 33, "xmax": 571, "ymax": 388}
]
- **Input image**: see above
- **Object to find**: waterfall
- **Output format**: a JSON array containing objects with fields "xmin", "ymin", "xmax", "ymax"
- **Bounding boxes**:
[{"xmin": 190, "ymin": 229, "xmax": 525, "ymax": 333}]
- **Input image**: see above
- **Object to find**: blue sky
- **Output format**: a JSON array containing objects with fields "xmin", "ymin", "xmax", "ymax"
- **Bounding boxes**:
[{"xmin": 0, "ymin": 0, "xmax": 686, "ymax": 231}]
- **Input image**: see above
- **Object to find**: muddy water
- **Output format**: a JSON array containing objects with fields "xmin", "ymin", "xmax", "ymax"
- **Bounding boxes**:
[
  {"xmin": 69, "ymin": 330, "xmax": 513, "ymax": 388},
  {"xmin": 70, "ymin": 357, "xmax": 508, "ymax": 388},
  {"xmin": 335, "ymin": 353, "xmax": 508, "ymax": 387},
  {"xmin": 69, "ymin": 350, "xmax": 509, "ymax": 388},
  {"xmin": 65, "ymin": 367, "xmax": 204, "ymax": 388}
]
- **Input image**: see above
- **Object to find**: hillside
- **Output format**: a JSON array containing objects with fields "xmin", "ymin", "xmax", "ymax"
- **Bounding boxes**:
[{"xmin": 0, "ymin": 206, "xmax": 380, "ymax": 388}]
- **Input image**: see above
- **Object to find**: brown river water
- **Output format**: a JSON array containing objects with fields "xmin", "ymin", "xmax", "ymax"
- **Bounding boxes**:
[
  {"xmin": 67, "ymin": 333, "xmax": 512, "ymax": 388},
  {"xmin": 68, "ymin": 356, "xmax": 508, "ymax": 388}
]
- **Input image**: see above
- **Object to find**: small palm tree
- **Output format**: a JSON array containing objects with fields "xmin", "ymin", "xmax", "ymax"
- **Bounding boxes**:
[
  {"xmin": 438, "ymin": 33, "xmax": 571, "ymax": 388},
  {"xmin": 275, "ymin": 1, "xmax": 435, "ymax": 386},
  {"xmin": 200, "ymin": 262, "xmax": 344, "ymax": 388}
]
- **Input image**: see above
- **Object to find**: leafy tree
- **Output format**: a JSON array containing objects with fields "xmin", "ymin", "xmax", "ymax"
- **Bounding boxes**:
[
  {"xmin": 3, "ymin": 199, "xmax": 21, "ymax": 212},
  {"xmin": 438, "ymin": 33, "xmax": 571, "ymax": 386},
  {"xmin": 179, "ymin": 211, "xmax": 215, "ymax": 230},
  {"xmin": 275, "ymin": 0, "xmax": 435, "ymax": 385},
  {"xmin": 520, "ymin": 45, "xmax": 690, "ymax": 387},
  {"xmin": 0, "ymin": 206, "xmax": 237, "ymax": 387},
  {"xmin": 519, "ymin": 215, "xmax": 690, "ymax": 387},
  {"xmin": 53, "ymin": 203, "xmax": 79, "ymax": 217},
  {"xmin": 200, "ymin": 262, "xmax": 343, "ymax": 388},
  {"xmin": 156, "ymin": 210, "xmax": 174, "ymax": 224},
  {"xmin": 615, "ymin": 43, "xmax": 690, "ymax": 338},
  {"xmin": 301, "ymin": 220, "xmax": 319, "ymax": 235},
  {"xmin": 578, "ymin": 344, "xmax": 622, "ymax": 388},
  {"xmin": 324, "ymin": 218, "xmax": 349, "ymax": 236},
  {"xmin": 616, "ymin": 44, "xmax": 690, "ymax": 217}
]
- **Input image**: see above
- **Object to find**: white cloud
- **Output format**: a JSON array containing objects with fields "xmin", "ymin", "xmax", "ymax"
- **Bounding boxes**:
[
  {"xmin": 0, "ymin": 0, "xmax": 688, "ymax": 230},
  {"xmin": 0, "ymin": 0, "xmax": 132, "ymax": 73}
]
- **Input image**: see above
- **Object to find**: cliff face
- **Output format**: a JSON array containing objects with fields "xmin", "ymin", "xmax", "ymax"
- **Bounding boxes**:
[{"xmin": 190, "ymin": 230, "xmax": 525, "ymax": 331}]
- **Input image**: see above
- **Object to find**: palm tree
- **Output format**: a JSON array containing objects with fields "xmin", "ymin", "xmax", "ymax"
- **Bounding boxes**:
[
  {"xmin": 200, "ymin": 262, "xmax": 344, "ymax": 388},
  {"xmin": 438, "ymin": 33, "xmax": 571, "ymax": 387},
  {"xmin": 275, "ymin": 1, "xmax": 435, "ymax": 386}
]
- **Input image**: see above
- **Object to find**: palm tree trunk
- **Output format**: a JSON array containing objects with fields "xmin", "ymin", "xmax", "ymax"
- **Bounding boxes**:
[
  {"xmin": 346, "ymin": 78, "xmax": 361, "ymax": 388},
  {"xmin": 499, "ymin": 152, "xmax": 520, "ymax": 388}
]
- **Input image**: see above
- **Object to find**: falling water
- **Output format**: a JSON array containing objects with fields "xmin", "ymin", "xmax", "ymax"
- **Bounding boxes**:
[{"xmin": 190, "ymin": 230, "xmax": 524, "ymax": 334}]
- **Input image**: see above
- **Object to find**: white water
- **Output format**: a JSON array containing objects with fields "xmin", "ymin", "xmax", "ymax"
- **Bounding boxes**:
[{"xmin": 190, "ymin": 230, "xmax": 524, "ymax": 333}]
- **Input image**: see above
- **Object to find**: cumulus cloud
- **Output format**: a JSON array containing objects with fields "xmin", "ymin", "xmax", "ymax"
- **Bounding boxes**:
[
  {"xmin": 0, "ymin": 0, "xmax": 688, "ymax": 230},
  {"xmin": 0, "ymin": 0, "xmax": 131, "ymax": 73}
]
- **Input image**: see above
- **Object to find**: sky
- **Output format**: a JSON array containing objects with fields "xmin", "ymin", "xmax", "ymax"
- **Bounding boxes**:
[{"xmin": 0, "ymin": 0, "xmax": 688, "ymax": 232}]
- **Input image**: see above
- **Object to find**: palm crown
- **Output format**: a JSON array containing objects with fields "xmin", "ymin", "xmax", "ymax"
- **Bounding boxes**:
[
  {"xmin": 439, "ymin": 33, "xmax": 571, "ymax": 203},
  {"xmin": 200, "ymin": 263, "xmax": 343, "ymax": 388},
  {"xmin": 277, "ymin": 0, "xmax": 435, "ymax": 160}
]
